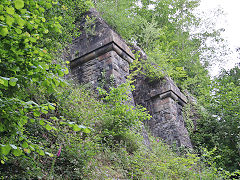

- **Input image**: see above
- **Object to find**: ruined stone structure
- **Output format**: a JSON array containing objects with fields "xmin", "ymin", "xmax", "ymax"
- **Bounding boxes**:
[
  {"xmin": 69, "ymin": 9, "xmax": 192, "ymax": 148},
  {"xmin": 69, "ymin": 10, "xmax": 134, "ymax": 90},
  {"xmin": 132, "ymin": 75, "xmax": 192, "ymax": 148}
]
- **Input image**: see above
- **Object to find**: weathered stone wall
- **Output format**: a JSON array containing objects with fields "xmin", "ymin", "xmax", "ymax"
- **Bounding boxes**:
[
  {"xmin": 132, "ymin": 74, "xmax": 192, "ymax": 148},
  {"xmin": 71, "ymin": 50, "xmax": 130, "ymax": 89},
  {"xmin": 69, "ymin": 8, "xmax": 192, "ymax": 148},
  {"xmin": 69, "ymin": 9, "xmax": 134, "ymax": 90}
]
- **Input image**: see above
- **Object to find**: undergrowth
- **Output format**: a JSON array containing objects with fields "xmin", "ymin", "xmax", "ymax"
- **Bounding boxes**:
[{"xmin": 0, "ymin": 80, "xmax": 225, "ymax": 179}]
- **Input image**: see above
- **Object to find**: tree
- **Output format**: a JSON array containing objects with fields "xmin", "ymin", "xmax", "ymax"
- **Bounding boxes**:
[
  {"xmin": 95, "ymin": 0, "xmax": 222, "ymax": 99},
  {"xmin": 192, "ymin": 64, "xmax": 240, "ymax": 172}
]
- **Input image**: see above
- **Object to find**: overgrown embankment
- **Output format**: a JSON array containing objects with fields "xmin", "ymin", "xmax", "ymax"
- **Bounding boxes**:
[
  {"xmin": 0, "ymin": 79, "xmax": 222, "ymax": 179},
  {"xmin": 0, "ymin": 0, "xmax": 237, "ymax": 179}
]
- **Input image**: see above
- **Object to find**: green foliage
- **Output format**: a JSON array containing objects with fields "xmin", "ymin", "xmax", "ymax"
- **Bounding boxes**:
[
  {"xmin": 84, "ymin": 134, "xmax": 222, "ymax": 179},
  {"xmin": 96, "ymin": 0, "xmax": 143, "ymax": 40},
  {"xmin": 95, "ymin": 0, "xmax": 215, "ymax": 99},
  {"xmin": 0, "ymin": 0, "xmax": 92, "ymax": 166},
  {"xmin": 0, "ymin": 81, "xmax": 97, "ymax": 179},
  {"xmin": 0, "ymin": 0, "xmax": 237, "ymax": 178},
  {"xmin": 98, "ymin": 81, "xmax": 151, "ymax": 141},
  {"xmin": 137, "ymin": 17, "xmax": 164, "ymax": 49},
  {"xmin": 95, "ymin": 0, "xmax": 239, "ymax": 175},
  {"xmin": 83, "ymin": 15, "xmax": 96, "ymax": 36},
  {"xmin": 141, "ymin": 62, "xmax": 165, "ymax": 82},
  {"xmin": 1, "ymin": 74, "xmax": 221, "ymax": 179},
  {"xmin": 191, "ymin": 65, "xmax": 240, "ymax": 172}
]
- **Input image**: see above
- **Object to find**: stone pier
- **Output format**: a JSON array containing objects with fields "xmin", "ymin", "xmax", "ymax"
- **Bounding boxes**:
[
  {"xmin": 69, "ymin": 10, "xmax": 134, "ymax": 90},
  {"xmin": 132, "ymin": 75, "xmax": 192, "ymax": 148},
  {"xmin": 69, "ymin": 9, "xmax": 192, "ymax": 148}
]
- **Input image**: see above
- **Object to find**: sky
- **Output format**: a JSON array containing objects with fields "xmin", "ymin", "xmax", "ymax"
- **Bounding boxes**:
[{"xmin": 198, "ymin": 0, "xmax": 240, "ymax": 76}]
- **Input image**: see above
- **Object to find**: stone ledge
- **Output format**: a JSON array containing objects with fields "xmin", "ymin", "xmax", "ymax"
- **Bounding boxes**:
[
  {"xmin": 71, "ymin": 30, "xmax": 135, "ymax": 61},
  {"xmin": 149, "ymin": 78, "xmax": 187, "ymax": 105},
  {"xmin": 69, "ymin": 8, "xmax": 134, "ymax": 68},
  {"xmin": 70, "ymin": 40, "xmax": 134, "ymax": 68},
  {"xmin": 159, "ymin": 90, "xmax": 186, "ymax": 106}
]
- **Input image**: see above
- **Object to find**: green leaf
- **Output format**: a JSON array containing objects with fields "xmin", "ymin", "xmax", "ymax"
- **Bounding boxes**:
[
  {"xmin": 1, "ymin": 144, "xmax": 11, "ymax": 155},
  {"xmin": 53, "ymin": 78, "xmax": 60, "ymax": 86},
  {"xmin": 32, "ymin": 78, "xmax": 38, "ymax": 82},
  {"xmin": 22, "ymin": 141, "xmax": 28, "ymax": 148},
  {"xmin": 83, "ymin": 128, "xmax": 91, "ymax": 134},
  {"xmin": 15, "ymin": 28, "xmax": 22, "ymax": 34},
  {"xmin": 79, "ymin": 125, "xmax": 91, "ymax": 133},
  {"xmin": 48, "ymin": 104, "xmax": 55, "ymax": 110},
  {"xmin": 38, "ymin": 149, "xmax": 45, "ymax": 156},
  {"xmin": 45, "ymin": 124, "xmax": 52, "ymax": 131},
  {"xmin": 64, "ymin": 68, "xmax": 69, "ymax": 75},
  {"xmin": 50, "ymin": 117, "xmax": 58, "ymax": 121},
  {"xmin": 58, "ymin": 70, "xmax": 64, "ymax": 77},
  {"xmin": 15, "ymin": 15, "xmax": 25, "ymax": 27},
  {"xmin": 9, "ymin": 77, "xmax": 18, "ymax": 86},
  {"xmin": 43, "ymin": 105, "xmax": 48, "ymax": 110},
  {"xmin": 45, "ymin": 152, "xmax": 54, "ymax": 157},
  {"xmin": 52, "ymin": 126, "xmax": 57, "ymax": 131},
  {"xmin": 0, "ymin": 27, "xmax": 9, "ymax": 37},
  {"xmin": 72, "ymin": 124, "xmax": 91, "ymax": 133},
  {"xmin": 73, "ymin": 124, "xmax": 81, "ymax": 131},
  {"xmin": 20, "ymin": 8, "xmax": 27, "ymax": 14},
  {"xmin": 0, "ymin": 79, "xmax": 3, "ymax": 86},
  {"xmin": 29, "ymin": 145, "xmax": 35, "ymax": 151},
  {"xmin": 19, "ymin": 136, "xmax": 24, "ymax": 141},
  {"xmin": 33, "ymin": 110, "xmax": 40, "ymax": 117},
  {"xmin": 29, "ymin": 37, "xmax": 36, "ymax": 42},
  {"xmin": 0, "ymin": 76, "xmax": 9, "ymax": 87},
  {"xmin": 39, "ymin": 7, "xmax": 45, "ymax": 13},
  {"xmin": 6, "ymin": 7, "xmax": 15, "ymax": 15},
  {"xmin": 59, "ymin": 121, "xmax": 67, "ymax": 125},
  {"xmin": 41, "ymin": 17, "xmax": 46, "ymax": 22},
  {"xmin": 43, "ymin": 29, "xmax": 49, "ymax": 34},
  {"xmin": 20, "ymin": 117, "xmax": 28, "ymax": 125},
  {"xmin": 45, "ymin": 3, "xmax": 52, "ymax": 9},
  {"xmin": 6, "ymin": 15, "xmax": 15, "ymax": 26},
  {"xmin": 42, "ymin": 109, "xmax": 48, "ymax": 114},
  {"xmin": 23, "ymin": 148, "xmax": 31, "ymax": 153},
  {"xmin": 60, "ymin": 80, "xmax": 67, "ymax": 87},
  {"xmin": 0, "ymin": 5, "xmax": 3, "ymax": 11},
  {"xmin": 0, "ymin": 16, "xmax": 5, "ymax": 21},
  {"xmin": 14, "ymin": 0, "xmax": 24, "ymax": 10},
  {"xmin": 0, "ymin": 124, "xmax": 5, "ymax": 132},
  {"xmin": 39, "ymin": 119, "xmax": 45, "ymax": 125},
  {"xmin": 13, "ymin": 148, "xmax": 22, "ymax": 156}
]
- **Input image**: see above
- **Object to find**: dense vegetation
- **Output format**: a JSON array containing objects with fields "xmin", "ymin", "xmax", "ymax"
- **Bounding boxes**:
[
  {"xmin": 95, "ymin": 0, "xmax": 240, "ymax": 175},
  {"xmin": 0, "ymin": 0, "xmax": 239, "ymax": 179}
]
